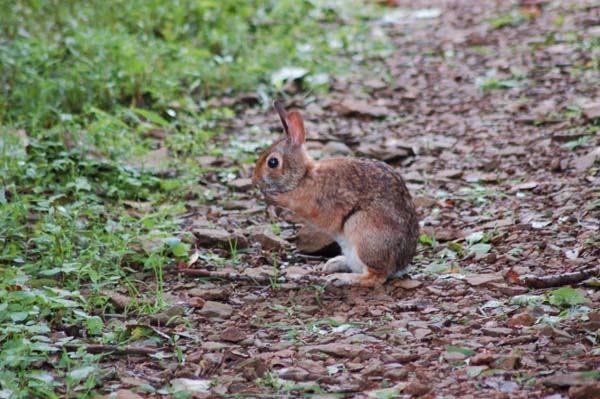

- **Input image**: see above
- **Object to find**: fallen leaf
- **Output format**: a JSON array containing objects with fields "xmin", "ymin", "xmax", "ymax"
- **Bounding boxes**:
[
  {"xmin": 333, "ymin": 99, "xmax": 388, "ymax": 118},
  {"xmin": 392, "ymin": 279, "xmax": 422, "ymax": 289},
  {"xmin": 466, "ymin": 274, "xmax": 504, "ymax": 286}
]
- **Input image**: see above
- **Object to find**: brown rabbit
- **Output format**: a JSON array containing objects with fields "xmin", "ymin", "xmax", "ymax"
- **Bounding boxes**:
[{"xmin": 252, "ymin": 101, "xmax": 419, "ymax": 286}]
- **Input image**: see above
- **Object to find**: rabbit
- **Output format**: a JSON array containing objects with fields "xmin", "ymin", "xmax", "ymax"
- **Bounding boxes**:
[{"xmin": 252, "ymin": 101, "xmax": 419, "ymax": 287}]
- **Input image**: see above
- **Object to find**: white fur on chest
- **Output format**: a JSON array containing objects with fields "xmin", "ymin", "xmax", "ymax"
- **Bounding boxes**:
[{"xmin": 335, "ymin": 235, "xmax": 367, "ymax": 273}]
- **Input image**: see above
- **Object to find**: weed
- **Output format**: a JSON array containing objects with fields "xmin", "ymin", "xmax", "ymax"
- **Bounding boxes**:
[{"xmin": 269, "ymin": 252, "xmax": 279, "ymax": 290}]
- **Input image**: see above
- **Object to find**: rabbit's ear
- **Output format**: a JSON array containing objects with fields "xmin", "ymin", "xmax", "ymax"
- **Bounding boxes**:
[
  {"xmin": 286, "ymin": 111, "xmax": 305, "ymax": 147},
  {"xmin": 273, "ymin": 100, "xmax": 289, "ymax": 135}
]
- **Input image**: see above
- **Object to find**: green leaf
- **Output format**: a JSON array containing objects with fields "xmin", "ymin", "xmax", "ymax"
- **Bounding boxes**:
[
  {"xmin": 469, "ymin": 243, "xmax": 491, "ymax": 255},
  {"xmin": 367, "ymin": 384, "xmax": 406, "ymax": 399},
  {"xmin": 466, "ymin": 366, "xmax": 487, "ymax": 377},
  {"xmin": 511, "ymin": 294, "xmax": 544, "ymax": 306},
  {"xmin": 465, "ymin": 231, "xmax": 484, "ymax": 244},
  {"xmin": 133, "ymin": 108, "xmax": 170, "ymax": 127},
  {"xmin": 547, "ymin": 287, "xmax": 591, "ymax": 307},
  {"xmin": 86, "ymin": 316, "xmax": 104, "ymax": 335},
  {"xmin": 67, "ymin": 366, "xmax": 95, "ymax": 381},
  {"xmin": 446, "ymin": 346, "xmax": 477, "ymax": 357},
  {"xmin": 419, "ymin": 234, "xmax": 436, "ymax": 247}
]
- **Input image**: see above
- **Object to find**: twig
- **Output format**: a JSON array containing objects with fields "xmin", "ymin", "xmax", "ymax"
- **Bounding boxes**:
[
  {"xmin": 63, "ymin": 343, "xmax": 160, "ymax": 356},
  {"xmin": 521, "ymin": 266, "xmax": 600, "ymax": 289}
]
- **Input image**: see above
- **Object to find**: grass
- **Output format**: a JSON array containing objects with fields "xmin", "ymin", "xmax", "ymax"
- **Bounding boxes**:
[{"xmin": 0, "ymin": 1, "xmax": 386, "ymax": 397}]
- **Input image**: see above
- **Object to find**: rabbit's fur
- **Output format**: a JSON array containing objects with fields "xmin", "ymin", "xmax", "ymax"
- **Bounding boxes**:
[{"xmin": 253, "ymin": 102, "xmax": 419, "ymax": 286}]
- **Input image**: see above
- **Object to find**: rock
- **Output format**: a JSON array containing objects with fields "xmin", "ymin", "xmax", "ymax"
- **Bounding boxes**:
[
  {"xmin": 199, "ymin": 301, "xmax": 233, "ymax": 319},
  {"xmin": 220, "ymin": 327, "xmax": 246, "ymax": 343},
  {"xmin": 299, "ymin": 343, "xmax": 365, "ymax": 358},
  {"xmin": 227, "ymin": 178, "xmax": 253, "ymax": 191},
  {"xmin": 322, "ymin": 141, "xmax": 353, "ymax": 156},
  {"xmin": 569, "ymin": 383, "xmax": 600, "ymax": 399},
  {"xmin": 582, "ymin": 102, "xmax": 600, "ymax": 120},
  {"xmin": 466, "ymin": 273, "xmax": 504, "ymax": 286},
  {"xmin": 404, "ymin": 380, "xmax": 431, "ymax": 397},
  {"xmin": 482, "ymin": 327, "xmax": 513, "ymax": 337},
  {"xmin": 248, "ymin": 227, "xmax": 290, "ymax": 250},
  {"xmin": 194, "ymin": 228, "xmax": 248, "ymax": 249},
  {"xmin": 507, "ymin": 312, "xmax": 535, "ymax": 327}
]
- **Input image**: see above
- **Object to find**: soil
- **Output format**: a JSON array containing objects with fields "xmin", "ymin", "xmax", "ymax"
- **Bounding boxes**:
[{"xmin": 102, "ymin": 1, "xmax": 600, "ymax": 398}]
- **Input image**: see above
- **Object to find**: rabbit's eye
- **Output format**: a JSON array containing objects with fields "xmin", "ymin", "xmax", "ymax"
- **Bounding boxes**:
[{"xmin": 267, "ymin": 157, "xmax": 279, "ymax": 168}]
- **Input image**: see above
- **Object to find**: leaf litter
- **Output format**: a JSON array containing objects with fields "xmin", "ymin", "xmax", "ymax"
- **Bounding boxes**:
[{"xmin": 11, "ymin": 0, "xmax": 600, "ymax": 398}]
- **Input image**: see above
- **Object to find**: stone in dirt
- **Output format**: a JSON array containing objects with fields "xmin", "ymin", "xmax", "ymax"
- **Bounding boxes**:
[
  {"xmin": 199, "ymin": 301, "xmax": 233, "ymax": 319},
  {"xmin": 194, "ymin": 228, "xmax": 248, "ymax": 249},
  {"xmin": 220, "ymin": 326, "xmax": 246, "ymax": 343}
]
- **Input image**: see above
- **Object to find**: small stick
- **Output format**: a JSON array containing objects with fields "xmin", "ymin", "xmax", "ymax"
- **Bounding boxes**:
[
  {"xmin": 63, "ymin": 344, "xmax": 160, "ymax": 356},
  {"xmin": 521, "ymin": 266, "xmax": 600, "ymax": 289}
]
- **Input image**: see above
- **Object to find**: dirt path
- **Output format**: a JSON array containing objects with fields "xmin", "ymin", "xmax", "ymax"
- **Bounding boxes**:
[{"xmin": 107, "ymin": 1, "xmax": 599, "ymax": 398}]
